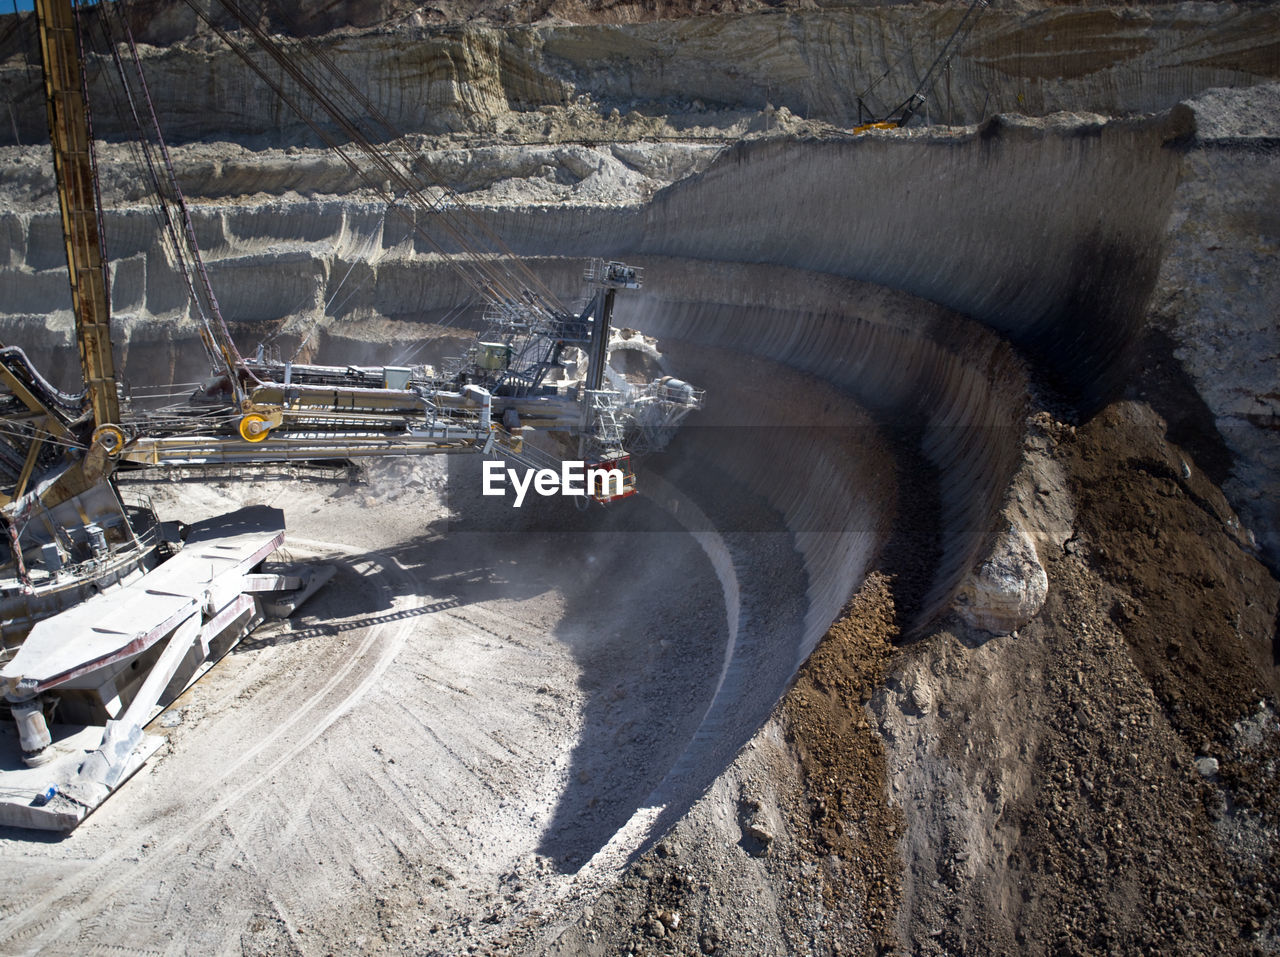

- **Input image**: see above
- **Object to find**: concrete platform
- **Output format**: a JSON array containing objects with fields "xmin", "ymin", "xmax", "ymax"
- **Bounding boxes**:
[
  {"xmin": 0, "ymin": 723, "xmax": 162, "ymax": 830},
  {"xmin": 1, "ymin": 506, "xmax": 285, "ymax": 693},
  {"xmin": 0, "ymin": 506, "xmax": 296, "ymax": 831}
]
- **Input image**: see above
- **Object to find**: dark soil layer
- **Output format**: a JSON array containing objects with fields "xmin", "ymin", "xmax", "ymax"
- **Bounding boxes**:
[
  {"xmin": 998, "ymin": 402, "xmax": 1279, "ymax": 956},
  {"xmin": 770, "ymin": 398, "xmax": 1280, "ymax": 957},
  {"xmin": 1066, "ymin": 403, "xmax": 1280, "ymax": 797},
  {"xmin": 782, "ymin": 573, "xmax": 902, "ymax": 954}
]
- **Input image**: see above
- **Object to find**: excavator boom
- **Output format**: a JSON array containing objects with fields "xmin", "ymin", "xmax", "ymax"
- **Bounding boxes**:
[{"xmin": 34, "ymin": 0, "xmax": 119, "ymax": 431}]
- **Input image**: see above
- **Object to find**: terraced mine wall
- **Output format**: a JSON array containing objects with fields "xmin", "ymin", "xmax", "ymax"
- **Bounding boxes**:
[
  {"xmin": 4, "ymin": 113, "xmax": 1182, "ymax": 389},
  {"xmin": 2, "ymin": 2, "xmax": 1276, "ymax": 144},
  {"xmin": 0, "ymin": 113, "xmax": 1202, "ymax": 833}
]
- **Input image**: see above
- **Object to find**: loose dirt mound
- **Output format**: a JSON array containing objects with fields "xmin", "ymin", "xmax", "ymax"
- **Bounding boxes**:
[
  {"xmin": 860, "ymin": 398, "xmax": 1280, "ymax": 957},
  {"xmin": 1066, "ymin": 402, "xmax": 1280, "ymax": 783},
  {"xmin": 782, "ymin": 573, "xmax": 902, "ymax": 954},
  {"xmin": 545, "ymin": 392, "xmax": 1280, "ymax": 957},
  {"xmin": 996, "ymin": 401, "xmax": 1280, "ymax": 956}
]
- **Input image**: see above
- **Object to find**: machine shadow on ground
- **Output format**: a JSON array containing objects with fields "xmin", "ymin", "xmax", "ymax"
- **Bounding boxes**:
[{"xmin": 529, "ymin": 439, "xmax": 808, "ymax": 873}]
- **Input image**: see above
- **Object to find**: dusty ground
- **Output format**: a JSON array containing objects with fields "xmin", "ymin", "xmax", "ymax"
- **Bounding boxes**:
[{"xmin": 0, "ymin": 458, "xmax": 736, "ymax": 955}]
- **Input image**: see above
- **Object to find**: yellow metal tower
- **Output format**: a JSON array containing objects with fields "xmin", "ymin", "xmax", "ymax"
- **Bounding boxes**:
[{"xmin": 33, "ymin": 0, "xmax": 120, "ymax": 431}]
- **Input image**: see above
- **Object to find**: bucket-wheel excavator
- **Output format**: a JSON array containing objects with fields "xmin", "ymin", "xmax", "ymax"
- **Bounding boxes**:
[{"xmin": 0, "ymin": 0, "xmax": 702, "ymax": 829}]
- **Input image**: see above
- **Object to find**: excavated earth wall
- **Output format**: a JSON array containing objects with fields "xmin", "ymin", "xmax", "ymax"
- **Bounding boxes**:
[
  {"xmin": 0, "ymin": 112, "xmax": 1183, "ymax": 618},
  {"xmin": 1, "ymin": 2, "xmax": 1277, "ymax": 143},
  {"xmin": 0, "ymin": 106, "xmax": 1201, "ymax": 827}
]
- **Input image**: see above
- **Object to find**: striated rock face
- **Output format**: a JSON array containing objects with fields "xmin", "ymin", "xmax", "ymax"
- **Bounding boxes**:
[
  {"xmin": 0, "ymin": 5, "xmax": 1273, "ymax": 593},
  {"xmin": 0, "ymin": 106, "xmax": 1258, "ymax": 602},
  {"xmin": 1, "ymin": 2, "xmax": 1277, "ymax": 146},
  {"xmin": 536, "ymin": 3, "xmax": 1280, "ymax": 128}
]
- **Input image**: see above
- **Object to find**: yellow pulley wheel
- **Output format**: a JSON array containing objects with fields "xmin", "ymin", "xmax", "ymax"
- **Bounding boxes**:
[
  {"xmin": 238, "ymin": 413, "xmax": 271, "ymax": 443},
  {"xmin": 91, "ymin": 424, "xmax": 126, "ymax": 457}
]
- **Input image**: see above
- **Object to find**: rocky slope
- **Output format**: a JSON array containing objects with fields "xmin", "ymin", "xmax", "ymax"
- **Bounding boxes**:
[{"xmin": 2, "ymin": 1, "xmax": 1278, "ymax": 145}]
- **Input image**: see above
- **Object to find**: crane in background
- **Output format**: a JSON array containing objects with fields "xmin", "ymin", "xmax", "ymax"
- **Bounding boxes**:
[{"xmin": 853, "ymin": 0, "xmax": 988, "ymax": 133}]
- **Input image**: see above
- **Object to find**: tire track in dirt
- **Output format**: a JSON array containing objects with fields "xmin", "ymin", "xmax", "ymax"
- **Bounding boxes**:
[{"xmin": 0, "ymin": 539, "xmax": 422, "ymax": 955}]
